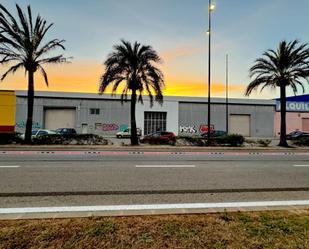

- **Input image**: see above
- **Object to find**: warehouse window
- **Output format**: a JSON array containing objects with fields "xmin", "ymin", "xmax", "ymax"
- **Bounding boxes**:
[
  {"xmin": 90, "ymin": 108, "xmax": 100, "ymax": 115},
  {"xmin": 144, "ymin": 112, "xmax": 167, "ymax": 135},
  {"xmin": 95, "ymin": 123, "xmax": 102, "ymax": 130}
]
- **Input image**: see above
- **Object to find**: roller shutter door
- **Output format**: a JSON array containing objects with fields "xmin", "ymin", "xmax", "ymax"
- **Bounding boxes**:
[
  {"xmin": 229, "ymin": 114, "xmax": 250, "ymax": 136},
  {"xmin": 44, "ymin": 109, "xmax": 76, "ymax": 130},
  {"xmin": 302, "ymin": 118, "xmax": 309, "ymax": 131}
]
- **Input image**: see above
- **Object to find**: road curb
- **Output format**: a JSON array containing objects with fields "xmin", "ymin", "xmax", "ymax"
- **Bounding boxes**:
[
  {"xmin": 0, "ymin": 200, "xmax": 308, "ymax": 220},
  {"xmin": 1, "ymin": 150, "xmax": 309, "ymax": 156}
]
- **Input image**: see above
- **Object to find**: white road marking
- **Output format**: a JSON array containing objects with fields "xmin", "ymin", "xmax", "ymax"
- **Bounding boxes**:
[
  {"xmin": 293, "ymin": 165, "xmax": 309, "ymax": 167},
  {"xmin": 0, "ymin": 200, "xmax": 308, "ymax": 214},
  {"xmin": 136, "ymin": 165, "xmax": 196, "ymax": 168},
  {"xmin": 0, "ymin": 166, "xmax": 20, "ymax": 168}
]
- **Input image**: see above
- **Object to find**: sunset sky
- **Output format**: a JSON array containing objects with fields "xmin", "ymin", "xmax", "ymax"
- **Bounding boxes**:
[{"xmin": 0, "ymin": 0, "xmax": 309, "ymax": 99}]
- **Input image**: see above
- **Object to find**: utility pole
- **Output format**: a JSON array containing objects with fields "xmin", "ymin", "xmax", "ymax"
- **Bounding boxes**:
[
  {"xmin": 226, "ymin": 54, "xmax": 229, "ymax": 134},
  {"xmin": 207, "ymin": 0, "xmax": 215, "ymax": 144}
]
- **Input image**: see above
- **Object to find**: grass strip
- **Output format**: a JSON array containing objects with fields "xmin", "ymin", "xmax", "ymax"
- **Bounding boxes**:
[{"xmin": 0, "ymin": 210, "xmax": 308, "ymax": 249}]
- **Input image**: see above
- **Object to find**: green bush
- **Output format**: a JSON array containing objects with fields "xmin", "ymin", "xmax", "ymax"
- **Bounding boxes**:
[
  {"xmin": 257, "ymin": 139, "xmax": 271, "ymax": 147},
  {"xmin": 175, "ymin": 134, "xmax": 244, "ymax": 147},
  {"xmin": 141, "ymin": 137, "xmax": 176, "ymax": 145},
  {"xmin": 214, "ymin": 134, "xmax": 245, "ymax": 147},
  {"xmin": 176, "ymin": 136, "xmax": 206, "ymax": 146},
  {"xmin": 32, "ymin": 134, "xmax": 108, "ymax": 145},
  {"xmin": 293, "ymin": 137, "xmax": 309, "ymax": 146},
  {"xmin": 0, "ymin": 132, "xmax": 22, "ymax": 144}
]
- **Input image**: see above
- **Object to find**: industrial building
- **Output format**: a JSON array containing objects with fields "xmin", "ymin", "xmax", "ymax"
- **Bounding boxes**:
[
  {"xmin": 275, "ymin": 94, "xmax": 309, "ymax": 135},
  {"xmin": 0, "ymin": 90, "xmax": 16, "ymax": 133},
  {"xmin": 10, "ymin": 90, "xmax": 276, "ymax": 137}
]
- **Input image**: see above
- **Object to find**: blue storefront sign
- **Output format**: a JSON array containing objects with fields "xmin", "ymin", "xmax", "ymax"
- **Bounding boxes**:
[
  {"xmin": 276, "ymin": 94, "xmax": 309, "ymax": 112},
  {"xmin": 276, "ymin": 101, "xmax": 309, "ymax": 112}
]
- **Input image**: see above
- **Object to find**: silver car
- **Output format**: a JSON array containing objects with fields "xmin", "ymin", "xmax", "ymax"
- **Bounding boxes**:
[
  {"xmin": 20, "ymin": 129, "xmax": 56, "ymax": 140},
  {"xmin": 116, "ymin": 128, "xmax": 142, "ymax": 138}
]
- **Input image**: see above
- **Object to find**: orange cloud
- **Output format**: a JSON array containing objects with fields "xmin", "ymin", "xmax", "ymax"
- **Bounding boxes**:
[
  {"xmin": 0, "ymin": 59, "xmax": 245, "ymax": 97},
  {"xmin": 164, "ymin": 78, "xmax": 246, "ymax": 97},
  {"xmin": 161, "ymin": 46, "xmax": 205, "ymax": 61}
]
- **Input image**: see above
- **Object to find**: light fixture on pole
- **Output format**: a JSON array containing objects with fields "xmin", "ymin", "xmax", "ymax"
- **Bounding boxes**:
[
  {"xmin": 207, "ymin": 0, "xmax": 215, "ymax": 144},
  {"xmin": 226, "ymin": 54, "xmax": 229, "ymax": 134}
]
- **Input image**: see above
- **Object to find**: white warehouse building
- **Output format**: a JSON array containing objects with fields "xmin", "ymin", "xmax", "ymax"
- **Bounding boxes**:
[{"xmin": 14, "ymin": 91, "xmax": 276, "ymax": 137}]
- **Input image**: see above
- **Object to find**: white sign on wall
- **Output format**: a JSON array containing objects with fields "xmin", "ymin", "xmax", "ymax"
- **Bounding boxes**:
[{"xmin": 276, "ymin": 101, "xmax": 309, "ymax": 112}]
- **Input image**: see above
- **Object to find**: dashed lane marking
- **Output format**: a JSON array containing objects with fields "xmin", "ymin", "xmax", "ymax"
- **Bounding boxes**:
[
  {"xmin": 0, "ymin": 166, "xmax": 20, "ymax": 168},
  {"xmin": 135, "ymin": 165, "xmax": 196, "ymax": 168}
]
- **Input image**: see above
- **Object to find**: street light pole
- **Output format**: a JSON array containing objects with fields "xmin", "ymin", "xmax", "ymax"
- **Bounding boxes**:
[
  {"xmin": 207, "ymin": 0, "xmax": 214, "ymax": 144},
  {"xmin": 226, "ymin": 54, "xmax": 229, "ymax": 134}
]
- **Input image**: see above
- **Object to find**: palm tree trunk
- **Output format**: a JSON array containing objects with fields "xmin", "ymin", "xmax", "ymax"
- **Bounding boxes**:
[
  {"xmin": 24, "ymin": 71, "xmax": 34, "ymax": 144},
  {"xmin": 130, "ymin": 89, "xmax": 139, "ymax": 145},
  {"xmin": 278, "ymin": 84, "xmax": 288, "ymax": 147}
]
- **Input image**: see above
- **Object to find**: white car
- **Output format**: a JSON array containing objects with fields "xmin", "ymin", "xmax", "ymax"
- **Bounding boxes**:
[
  {"xmin": 20, "ymin": 129, "xmax": 56, "ymax": 139},
  {"xmin": 116, "ymin": 128, "xmax": 142, "ymax": 138}
]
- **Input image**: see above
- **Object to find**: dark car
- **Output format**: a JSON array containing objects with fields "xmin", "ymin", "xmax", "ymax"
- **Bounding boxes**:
[
  {"xmin": 286, "ymin": 130, "xmax": 309, "ymax": 140},
  {"xmin": 201, "ymin": 130, "xmax": 227, "ymax": 138},
  {"xmin": 140, "ymin": 131, "xmax": 176, "ymax": 144},
  {"xmin": 56, "ymin": 128, "xmax": 77, "ymax": 135}
]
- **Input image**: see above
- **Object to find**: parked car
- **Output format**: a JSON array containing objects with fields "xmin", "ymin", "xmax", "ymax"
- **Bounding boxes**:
[
  {"xmin": 201, "ymin": 130, "xmax": 227, "ymax": 138},
  {"xmin": 20, "ymin": 129, "xmax": 56, "ymax": 139},
  {"xmin": 286, "ymin": 130, "xmax": 309, "ymax": 140},
  {"xmin": 56, "ymin": 128, "xmax": 77, "ymax": 135},
  {"xmin": 140, "ymin": 131, "xmax": 176, "ymax": 144},
  {"xmin": 116, "ymin": 128, "xmax": 142, "ymax": 138}
]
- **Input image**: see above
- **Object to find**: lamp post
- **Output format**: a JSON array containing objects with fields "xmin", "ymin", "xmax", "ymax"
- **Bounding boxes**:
[
  {"xmin": 226, "ymin": 54, "xmax": 229, "ymax": 134},
  {"xmin": 207, "ymin": 0, "xmax": 215, "ymax": 144}
]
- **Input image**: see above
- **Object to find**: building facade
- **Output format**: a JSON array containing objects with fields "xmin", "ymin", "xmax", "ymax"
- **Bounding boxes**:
[
  {"xmin": 0, "ymin": 90, "xmax": 16, "ymax": 133},
  {"xmin": 275, "ymin": 94, "xmax": 309, "ymax": 135},
  {"xmin": 13, "ymin": 91, "xmax": 275, "ymax": 137}
]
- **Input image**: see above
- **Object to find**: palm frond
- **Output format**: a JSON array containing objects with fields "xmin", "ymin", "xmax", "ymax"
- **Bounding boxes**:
[
  {"xmin": 0, "ymin": 62, "xmax": 23, "ymax": 81},
  {"xmin": 38, "ymin": 65, "xmax": 48, "ymax": 86},
  {"xmin": 246, "ymin": 39, "xmax": 309, "ymax": 97},
  {"xmin": 0, "ymin": 3, "xmax": 68, "ymax": 84},
  {"xmin": 99, "ymin": 40, "xmax": 164, "ymax": 105}
]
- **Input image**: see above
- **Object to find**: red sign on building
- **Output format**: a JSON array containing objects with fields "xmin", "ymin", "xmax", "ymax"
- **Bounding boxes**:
[{"xmin": 199, "ymin": 124, "xmax": 214, "ymax": 133}]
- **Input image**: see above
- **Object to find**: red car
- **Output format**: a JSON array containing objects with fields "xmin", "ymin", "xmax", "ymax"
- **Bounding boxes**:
[{"xmin": 140, "ymin": 131, "xmax": 176, "ymax": 144}]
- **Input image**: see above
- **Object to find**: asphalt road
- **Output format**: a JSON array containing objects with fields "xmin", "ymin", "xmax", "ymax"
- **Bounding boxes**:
[{"xmin": 0, "ymin": 152, "xmax": 309, "ymax": 208}]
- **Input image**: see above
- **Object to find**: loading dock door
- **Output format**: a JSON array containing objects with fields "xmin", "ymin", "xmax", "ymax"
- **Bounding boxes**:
[
  {"xmin": 229, "ymin": 114, "xmax": 250, "ymax": 136},
  {"xmin": 302, "ymin": 118, "xmax": 309, "ymax": 131},
  {"xmin": 44, "ymin": 109, "xmax": 76, "ymax": 130}
]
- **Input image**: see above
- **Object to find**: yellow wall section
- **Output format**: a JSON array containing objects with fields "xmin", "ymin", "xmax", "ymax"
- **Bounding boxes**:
[{"xmin": 0, "ymin": 90, "xmax": 16, "ymax": 126}]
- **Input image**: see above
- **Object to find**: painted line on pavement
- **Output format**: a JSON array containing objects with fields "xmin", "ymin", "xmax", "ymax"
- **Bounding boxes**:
[
  {"xmin": 136, "ymin": 165, "xmax": 196, "ymax": 168},
  {"xmin": 0, "ymin": 166, "xmax": 20, "ymax": 168},
  {"xmin": 294, "ymin": 165, "xmax": 309, "ymax": 167},
  {"xmin": 0, "ymin": 200, "xmax": 308, "ymax": 215}
]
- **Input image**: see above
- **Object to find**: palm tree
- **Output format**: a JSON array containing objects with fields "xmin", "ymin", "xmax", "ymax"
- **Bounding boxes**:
[
  {"xmin": 99, "ymin": 40, "xmax": 164, "ymax": 145},
  {"xmin": 245, "ymin": 40, "xmax": 309, "ymax": 147},
  {"xmin": 0, "ymin": 4, "xmax": 68, "ymax": 143}
]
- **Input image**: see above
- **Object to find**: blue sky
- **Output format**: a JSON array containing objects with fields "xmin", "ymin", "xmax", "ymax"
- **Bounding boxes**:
[{"xmin": 1, "ymin": 0, "xmax": 309, "ymax": 98}]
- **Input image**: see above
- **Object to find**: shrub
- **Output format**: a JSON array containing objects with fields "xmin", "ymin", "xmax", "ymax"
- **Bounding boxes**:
[
  {"xmin": 141, "ymin": 137, "xmax": 175, "ymax": 145},
  {"xmin": 176, "ymin": 136, "xmax": 206, "ymax": 146},
  {"xmin": 245, "ymin": 138, "xmax": 257, "ymax": 145},
  {"xmin": 293, "ymin": 137, "xmax": 309, "ymax": 146},
  {"xmin": 0, "ymin": 132, "xmax": 22, "ymax": 144},
  {"xmin": 257, "ymin": 139, "xmax": 271, "ymax": 147},
  {"xmin": 214, "ymin": 134, "xmax": 245, "ymax": 147},
  {"xmin": 32, "ymin": 134, "xmax": 108, "ymax": 145}
]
